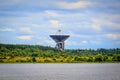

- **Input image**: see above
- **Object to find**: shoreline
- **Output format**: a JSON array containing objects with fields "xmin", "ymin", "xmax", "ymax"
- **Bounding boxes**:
[{"xmin": 0, "ymin": 62, "xmax": 120, "ymax": 64}]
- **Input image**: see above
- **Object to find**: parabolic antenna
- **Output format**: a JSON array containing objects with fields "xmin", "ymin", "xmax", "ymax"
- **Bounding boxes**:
[{"xmin": 50, "ymin": 30, "xmax": 70, "ymax": 50}]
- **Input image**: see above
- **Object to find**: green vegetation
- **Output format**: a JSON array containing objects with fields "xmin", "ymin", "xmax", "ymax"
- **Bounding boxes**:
[{"xmin": 0, "ymin": 43, "xmax": 120, "ymax": 63}]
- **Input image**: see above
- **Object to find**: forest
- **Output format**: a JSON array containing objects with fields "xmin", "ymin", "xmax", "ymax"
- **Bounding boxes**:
[{"xmin": 0, "ymin": 43, "xmax": 120, "ymax": 63}]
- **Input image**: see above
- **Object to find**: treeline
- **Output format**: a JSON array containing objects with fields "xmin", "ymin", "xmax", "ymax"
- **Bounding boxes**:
[{"xmin": 0, "ymin": 43, "xmax": 120, "ymax": 63}]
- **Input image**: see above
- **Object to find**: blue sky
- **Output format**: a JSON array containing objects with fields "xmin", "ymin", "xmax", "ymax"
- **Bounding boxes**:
[{"xmin": 0, "ymin": 0, "xmax": 120, "ymax": 49}]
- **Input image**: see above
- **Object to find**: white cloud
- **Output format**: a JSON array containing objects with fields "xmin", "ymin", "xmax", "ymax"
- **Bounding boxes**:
[
  {"xmin": 92, "ymin": 17, "xmax": 120, "ymax": 31},
  {"xmin": 37, "ymin": 40, "xmax": 54, "ymax": 46},
  {"xmin": 106, "ymin": 14, "xmax": 120, "ymax": 20},
  {"xmin": 91, "ymin": 24, "xmax": 102, "ymax": 31},
  {"xmin": 20, "ymin": 27, "xmax": 33, "ymax": 34},
  {"xmin": 58, "ymin": 1, "xmax": 94, "ymax": 9},
  {"xmin": 66, "ymin": 40, "xmax": 78, "ymax": 46},
  {"xmin": 44, "ymin": 10, "xmax": 61, "ymax": 17},
  {"xmin": 49, "ymin": 20, "xmax": 63, "ymax": 28},
  {"xmin": 28, "ymin": 24, "xmax": 40, "ymax": 27},
  {"xmin": 69, "ymin": 32, "xmax": 92, "ymax": 39},
  {"xmin": 0, "ymin": 28, "xmax": 14, "ymax": 32},
  {"xmin": 81, "ymin": 40, "xmax": 88, "ymax": 45},
  {"xmin": 75, "ymin": 21, "xmax": 102, "ymax": 33},
  {"xmin": 18, "ymin": 35, "xmax": 32, "ymax": 40},
  {"xmin": 13, "ymin": 23, "xmax": 42, "ymax": 28},
  {"xmin": 37, "ymin": 37, "xmax": 54, "ymax": 45},
  {"xmin": 104, "ymin": 21, "xmax": 120, "ymax": 30},
  {"xmin": 90, "ymin": 40, "xmax": 100, "ymax": 44},
  {"xmin": 81, "ymin": 23, "xmax": 102, "ymax": 32},
  {"xmin": 104, "ymin": 33, "xmax": 120, "ymax": 40}
]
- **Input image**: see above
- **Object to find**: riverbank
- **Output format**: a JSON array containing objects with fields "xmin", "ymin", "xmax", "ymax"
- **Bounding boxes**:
[{"xmin": 1, "ymin": 44, "xmax": 120, "ymax": 63}]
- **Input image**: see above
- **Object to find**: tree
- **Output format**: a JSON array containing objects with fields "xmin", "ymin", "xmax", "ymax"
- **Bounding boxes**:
[
  {"xmin": 113, "ymin": 54, "xmax": 120, "ymax": 62},
  {"xmin": 74, "ymin": 56, "xmax": 81, "ymax": 62},
  {"xmin": 32, "ymin": 57, "xmax": 36, "ymax": 62},
  {"xmin": 88, "ymin": 56, "xmax": 94, "ymax": 62},
  {"xmin": 95, "ymin": 54, "xmax": 104, "ymax": 62}
]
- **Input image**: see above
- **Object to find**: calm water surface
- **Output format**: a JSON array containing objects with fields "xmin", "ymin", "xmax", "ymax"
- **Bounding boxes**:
[{"xmin": 0, "ymin": 63, "xmax": 120, "ymax": 80}]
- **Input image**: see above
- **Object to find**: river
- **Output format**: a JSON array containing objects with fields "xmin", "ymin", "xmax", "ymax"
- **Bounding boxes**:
[{"xmin": 0, "ymin": 63, "xmax": 120, "ymax": 80}]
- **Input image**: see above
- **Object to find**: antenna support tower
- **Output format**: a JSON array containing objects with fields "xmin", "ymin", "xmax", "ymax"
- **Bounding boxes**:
[{"xmin": 50, "ymin": 30, "xmax": 70, "ymax": 50}]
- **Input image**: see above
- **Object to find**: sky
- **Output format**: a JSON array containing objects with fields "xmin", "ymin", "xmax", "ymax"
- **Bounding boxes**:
[{"xmin": 0, "ymin": 0, "xmax": 120, "ymax": 49}]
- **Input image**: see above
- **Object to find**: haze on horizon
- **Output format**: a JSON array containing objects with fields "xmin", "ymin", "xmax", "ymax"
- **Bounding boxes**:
[{"xmin": 0, "ymin": 0, "xmax": 120, "ymax": 49}]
